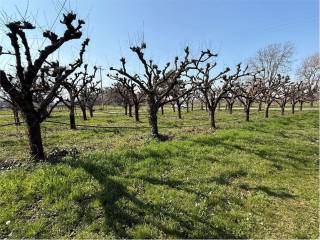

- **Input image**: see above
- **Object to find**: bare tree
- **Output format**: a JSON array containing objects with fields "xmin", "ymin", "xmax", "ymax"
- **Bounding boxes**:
[
  {"xmin": 274, "ymin": 75, "xmax": 291, "ymax": 115},
  {"xmin": 169, "ymin": 80, "xmax": 190, "ymax": 119},
  {"xmin": 256, "ymin": 93, "xmax": 264, "ymax": 112},
  {"xmin": 109, "ymin": 76, "xmax": 145, "ymax": 122},
  {"xmin": 233, "ymin": 74, "xmax": 263, "ymax": 121},
  {"xmin": 297, "ymin": 53, "xmax": 320, "ymax": 107},
  {"xmin": 289, "ymin": 81, "xmax": 304, "ymax": 114},
  {"xmin": 249, "ymin": 43, "xmax": 294, "ymax": 118},
  {"xmin": 86, "ymin": 81, "xmax": 102, "ymax": 118},
  {"xmin": 0, "ymin": 13, "xmax": 88, "ymax": 160},
  {"xmin": 189, "ymin": 91, "xmax": 196, "ymax": 111},
  {"xmin": 113, "ymin": 81, "xmax": 134, "ymax": 117},
  {"xmin": 0, "ymin": 88, "xmax": 20, "ymax": 125},
  {"xmin": 110, "ymin": 43, "xmax": 214, "ymax": 139},
  {"xmin": 103, "ymin": 86, "xmax": 128, "ymax": 113},
  {"xmin": 59, "ymin": 64, "xmax": 96, "ymax": 129},
  {"xmin": 195, "ymin": 62, "xmax": 252, "ymax": 128},
  {"xmin": 75, "ymin": 66, "xmax": 97, "ymax": 120},
  {"xmin": 225, "ymin": 91, "xmax": 236, "ymax": 114}
]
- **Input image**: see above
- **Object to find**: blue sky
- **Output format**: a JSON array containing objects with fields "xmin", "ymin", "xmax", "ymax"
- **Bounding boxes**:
[{"xmin": 0, "ymin": 0, "xmax": 318, "ymax": 86}]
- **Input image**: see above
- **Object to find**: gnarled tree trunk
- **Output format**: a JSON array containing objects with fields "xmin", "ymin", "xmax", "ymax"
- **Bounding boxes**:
[
  {"xmin": 280, "ymin": 105, "xmax": 285, "ymax": 115},
  {"xmin": 209, "ymin": 102, "xmax": 218, "ymax": 128},
  {"xmin": 69, "ymin": 104, "xmax": 76, "ymax": 129},
  {"xmin": 177, "ymin": 102, "xmax": 182, "ymax": 119},
  {"xmin": 89, "ymin": 106, "xmax": 94, "ymax": 117},
  {"xmin": 147, "ymin": 96, "xmax": 159, "ymax": 138},
  {"xmin": 264, "ymin": 103, "xmax": 271, "ymax": 118},
  {"xmin": 124, "ymin": 103, "xmax": 128, "ymax": 115},
  {"xmin": 210, "ymin": 107, "xmax": 217, "ymax": 128},
  {"xmin": 244, "ymin": 100, "xmax": 252, "ymax": 122},
  {"xmin": 24, "ymin": 113, "xmax": 45, "ymax": 161},
  {"xmin": 134, "ymin": 103, "xmax": 140, "ymax": 122},
  {"xmin": 291, "ymin": 102, "xmax": 296, "ymax": 114},
  {"xmin": 128, "ymin": 104, "xmax": 133, "ymax": 117},
  {"xmin": 80, "ymin": 104, "xmax": 87, "ymax": 120},
  {"xmin": 258, "ymin": 101, "xmax": 262, "ymax": 111},
  {"xmin": 228, "ymin": 102, "xmax": 234, "ymax": 114},
  {"xmin": 299, "ymin": 101, "xmax": 303, "ymax": 111},
  {"xmin": 172, "ymin": 104, "xmax": 176, "ymax": 112}
]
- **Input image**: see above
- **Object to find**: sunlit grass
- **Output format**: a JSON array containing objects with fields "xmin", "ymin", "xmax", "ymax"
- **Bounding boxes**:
[{"xmin": 0, "ymin": 105, "xmax": 318, "ymax": 238}]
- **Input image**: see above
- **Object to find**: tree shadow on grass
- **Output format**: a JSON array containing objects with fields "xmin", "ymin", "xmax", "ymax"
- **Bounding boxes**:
[
  {"xmin": 239, "ymin": 183, "xmax": 296, "ymax": 199},
  {"xmin": 65, "ymin": 156, "xmax": 247, "ymax": 239},
  {"xmin": 191, "ymin": 135, "xmax": 313, "ymax": 170},
  {"xmin": 134, "ymin": 171, "xmax": 248, "ymax": 205}
]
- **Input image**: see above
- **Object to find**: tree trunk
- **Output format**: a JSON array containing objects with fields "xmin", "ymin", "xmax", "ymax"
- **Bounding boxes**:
[
  {"xmin": 264, "ymin": 103, "xmax": 271, "ymax": 118},
  {"xmin": 258, "ymin": 101, "xmax": 262, "ymax": 111},
  {"xmin": 299, "ymin": 101, "xmax": 303, "ymax": 111},
  {"xmin": 172, "ymin": 104, "xmax": 176, "ymax": 112},
  {"xmin": 210, "ymin": 106, "xmax": 217, "ymax": 128},
  {"xmin": 80, "ymin": 104, "xmax": 87, "ymax": 120},
  {"xmin": 205, "ymin": 102, "xmax": 208, "ymax": 112},
  {"xmin": 147, "ymin": 96, "xmax": 159, "ymax": 138},
  {"xmin": 25, "ymin": 113, "xmax": 45, "ymax": 161},
  {"xmin": 228, "ymin": 103, "xmax": 233, "ymax": 114},
  {"xmin": 310, "ymin": 100, "xmax": 314, "ymax": 107},
  {"xmin": 134, "ymin": 103, "xmax": 140, "ymax": 122},
  {"xmin": 291, "ymin": 103, "xmax": 296, "ymax": 114},
  {"xmin": 89, "ymin": 106, "xmax": 94, "ymax": 118},
  {"xmin": 281, "ymin": 105, "xmax": 285, "ymax": 115},
  {"xmin": 124, "ymin": 103, "xmax": 128, "ymax": 115},
  {"xmin": 218, "ymin": 102, "xmax": 221, "ymax": 111},
  {"xmin": 177, "ymin": 103, "xmax": 182, "ymax": 119},
  {"xmin": 69, "ymin": 104, "xmax": 76, "ymax": 129},
  {"xmin": 186, "ymin": 101, "xmax": 189, "ymax": 112},
  {"xmin": 161, "ymin": 106, "xmax": 164, "ymax": 115},
  {"xmin": 245, "ymin": 106, "xmax": 250, "ymax": 121},
  {"xmin": 200, "ymin": 102, "xmax": 204, "ymax": 110},
  {"xmin": 191, "ymin": 100, "xmax": 194, "ymax": 111},
  {"xmin": 128, "ymin": 104, "xmax": 133, "ymax": 117},
  {"xmin": 12, "ymin": 107, "xmax": 20, "ymax": 125}
]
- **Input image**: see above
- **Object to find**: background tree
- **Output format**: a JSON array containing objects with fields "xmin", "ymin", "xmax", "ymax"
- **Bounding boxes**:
[
  {"xmin": 233, "ymin": 74, "xmax": 263, "ymax": 121},
  {"xmin": 0, "ymin": 87, "xmax": 20, "ymax": 125},
  {"xmin": 60, "ymin": 64, "xmax": 96, "ymax": 129},
  {"xmin": 102, "ymin": 86, "xmax": 128, "ymax": 113},
  {"xmin": 76, "ymin": 65, "xmax": 97, "ymax": 120},
  {"xmin": 274, "ymin": 75, "xmax": 291, "ymax": 115},
  {"xmin": 249, "ymin": 43, "xmax": 294, "ymax": 118},
  {"xmin": 297, "ymin": 83, "xmax": 307, "ymax": 111},
  {"xmin": 169, "ymin": 80, "xmax": 190, "ymax": 119},
  {"xmin": 0, "ymin": 13, "xmax": 88, "ymax": 160},
  {"xmin": 86, "ymin": 81, "xmax": 102, "ymax": 118},
  {"xmin": 110, "ymin": 43, "xmax": 214, "ymax": 139},
  {"xmin": 297, "ymin": 53, "xmax": 320, "ymax": 107},
  {"xmin": 108, "ymin": 75, "xmax": 145, "ymax": 122},
  {"xmin": 195, "ymin": 62, "xmax": 251, "ymax": 128},
  {"xmin": 225, "ymin": 91, "xmax": 236, "ymax": 114},
  {"xmin": 113, "ymin": 81, "xmax": 134, "ymax": 117},
  {"xmin": 289, "ymin": 81, "xmax": 304, "ymax": 114}
]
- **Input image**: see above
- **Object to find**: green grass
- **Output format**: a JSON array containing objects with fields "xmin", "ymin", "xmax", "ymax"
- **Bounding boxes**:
[{"xmin": 0, "ymin": 105, "xmax": 319, "ymax": 238}]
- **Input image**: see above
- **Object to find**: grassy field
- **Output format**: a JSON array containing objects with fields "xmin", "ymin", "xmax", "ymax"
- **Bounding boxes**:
[{"xmin": 0, "ymin": 105, "xmax": 319, "ymax": 238}]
